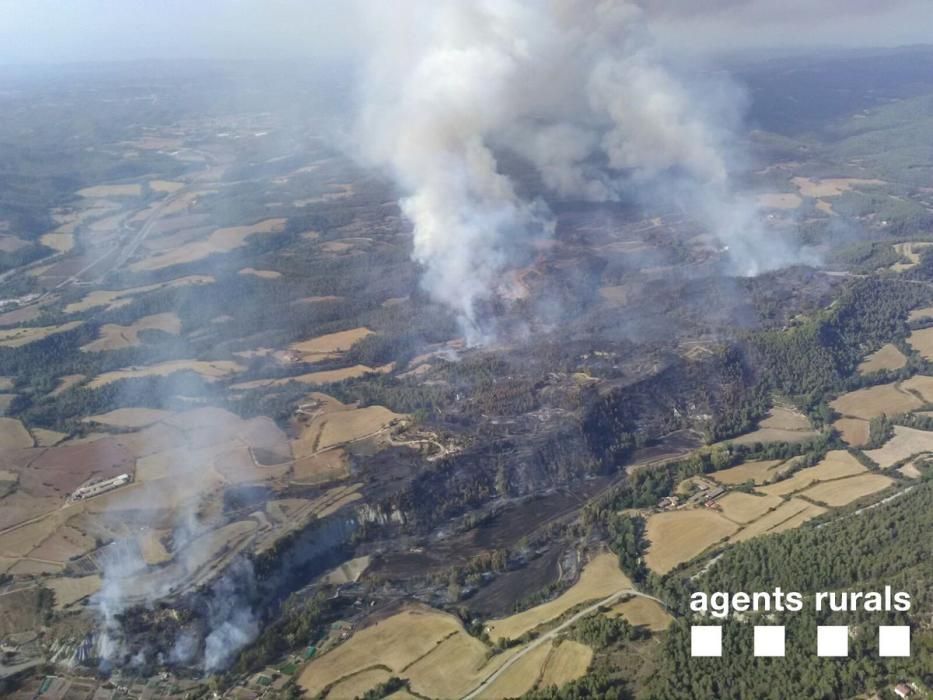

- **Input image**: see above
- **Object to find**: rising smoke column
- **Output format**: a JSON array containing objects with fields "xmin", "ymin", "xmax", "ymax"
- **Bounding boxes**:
[{"xmin": 357, "ymin": 0, "xmax": 801, "ymax": 339}]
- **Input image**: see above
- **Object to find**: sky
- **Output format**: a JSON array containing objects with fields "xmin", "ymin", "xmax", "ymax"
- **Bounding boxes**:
[{"xmin": 0, "ymin": 0, "xmax": 931, "ymax": 67}]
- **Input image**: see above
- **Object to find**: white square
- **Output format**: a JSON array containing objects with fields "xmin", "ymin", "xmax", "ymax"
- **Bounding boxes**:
[
  {"xmin": 754, "ymin": 625, "xmax": 785, "ymax": 657},
  {"xmin": 691, "ymin": 625, "xmax": 722, "ymax": 657},
  {"xmin": 879, "ymin": 626, "xmax": 910, "ymax": 657},
  {"xmin": 817, "ymin": 626, "xmax": 849, "ymax": 657}
]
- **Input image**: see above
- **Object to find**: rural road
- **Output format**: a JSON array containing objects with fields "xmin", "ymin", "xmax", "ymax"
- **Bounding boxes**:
[{"xmin": 461, "ymin": 589, "xmax": 667, "ymax": 700}]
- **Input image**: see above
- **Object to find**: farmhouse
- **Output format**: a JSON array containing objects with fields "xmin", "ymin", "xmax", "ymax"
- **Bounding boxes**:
[
  {"xmin": 704, "ymin": 487, "xmax": 726, "ymax": 503},
  {"xmin": 71, "ymin": 473, "xmax": 131, "ymax": 500},
  {"xmin": 658, "ymin": 496, "xmax": 679, "ymax": 510}
]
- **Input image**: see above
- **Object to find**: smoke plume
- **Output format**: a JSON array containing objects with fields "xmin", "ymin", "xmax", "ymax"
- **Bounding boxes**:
[{"xmin": 356, "ymin": 0, "xmax": 804, "ymax": 339}]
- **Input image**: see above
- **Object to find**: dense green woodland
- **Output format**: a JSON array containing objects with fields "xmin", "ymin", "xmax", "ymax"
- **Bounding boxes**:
[{"xmin": 553, "ymin": 482, "xmax": 933, "ymax": 700}]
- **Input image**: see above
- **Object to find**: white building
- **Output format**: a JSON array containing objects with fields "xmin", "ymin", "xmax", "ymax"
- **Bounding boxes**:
[{"xmin": 71, "ymin": 473, "xmax": 131, "ymax": 500}]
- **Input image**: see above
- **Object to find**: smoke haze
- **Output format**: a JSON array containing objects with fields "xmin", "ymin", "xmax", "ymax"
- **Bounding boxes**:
[{"xmin": 354, "ymin": 0, "xmax": 809, "ymax": 338}]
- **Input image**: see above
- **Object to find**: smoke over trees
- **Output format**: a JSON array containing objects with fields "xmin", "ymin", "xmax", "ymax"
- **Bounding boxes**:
[{"xmin": 355, "ymin": 0, "xmax": 808, "ymax": 340}]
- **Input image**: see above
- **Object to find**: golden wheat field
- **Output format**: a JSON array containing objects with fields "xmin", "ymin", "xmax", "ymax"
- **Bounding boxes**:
[
  {"xmin": 486, "ymin": 553, "xmax": 632, "ymax": 641},
  {"xmin": 909, "ymin": 328, "xmax": 933, "ymax": 361},
  {"xmin": 711, "ymin": 459, "xmax": 787, "ymax": 485},
  {"xmin": 900, "ymin": 375, "xmax": 933, "ymax": 403},
  {"xmin": 76, "ymin": 183, "xmax": 142, "ymax": 197},
  {"xmin": 0, "ymin": 321, "xmax": 82, "ymax": 348},
  {"xmin": 791, "ymin": 176, "xmax": 884, "ymax": 198},
  {"xmin": 297, "ymin": 607, "xmax": 466, "ymax": 696},
  {"xmin": 324, "ymin": 669, "xmax": 394, "ymax": 699},
  {"xmin": 80, "ymin": 312, "xmax": 182, "ymax": 352},
  {"xmin": 288, "ymin": 327, "xmax": 374, "ymax": 361},
  {"xmin": 909, "ymin": 305, "xmax": 933, "ymax": 322},
  {"xmin": 476, "ymin": 643, "xmax": 552, "ymax": 699},
  {"xmin": 864, "ymin": 425, "xmax": 933, "ymax": 469},
  {"xmin": 728, "ymin": 407, "xmax": 818, "ymax": 445},
  {"xmin": 230, "ymin": 363, "xmax": 391, "ymax": 390},
  {"xmin": 0, "ymin": 417, "xmax": 35, "ymax": 449},
  {"xmin": 757, "ymin": 450, "xmax": 867, "ymax": 497},
  {"xmin": 87, "ymin": 359, "xmax": 243, "ymax": 388},
  {"xmin": 643, "ymin": 510, "xmax": 738, "ymax": 574},
  {"xmin": 238, "ymin": 267, "xmax": 282, "ymax": 279},
  {"xmin": 829, "ymin": 382, "xmax": 922, "ymax": 420},
  {"xmin": 801, "ymin": 473, "xmax": 893, "ymax": 506},
  {"xmin": 833, "ymin": 418, "xmax": 870, "ymax": 447},
  {"xmin": 716, "ymin": 491, "xmax": 783, "ymax": 524},
  {"xmin": 130, "ymin": 218, "xmax": 287, "ymax": 271},
  {"xmin": 729, "ymin": 498, "xmax": 827, "ymax": 543},
  {"xmin": 857, "ymin": 344, "xmax": 907, "ymax": 374},
  {"xmin": 538, "ymin": 641, "xmax": 593, "ymax": 689},
  {"xmin": 86, "ymin": 408, "xmax": 173, "ymax": 428},
  {"xmin": 64, "ymin": 275, "xmax": 214, "ymax": 313},
  {"xmin": 612, "ymin": 596, "xmax": 672, "ymax": 631}
]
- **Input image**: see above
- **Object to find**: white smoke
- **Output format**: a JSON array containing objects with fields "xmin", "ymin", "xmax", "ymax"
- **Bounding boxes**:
[
  {"xmin": 202, "ymin": 559, "xmax": 259, "ymax": 672},
  {"xmin": 92, "ymin": 404, "xmax": 261, "ymax": 671},
  {"xmin": 356, "ymin": 0, "xmax": 804, "ymax": 339}
]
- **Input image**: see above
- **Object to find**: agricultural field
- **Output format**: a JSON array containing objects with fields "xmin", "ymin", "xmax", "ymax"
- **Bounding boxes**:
[
  {"xmin": 292, "ymin": 399, "xmax": 403, "ymax": 456},
  {"xmin": 899, "ymin": 461, "xmax": 924, "ymax": 479},
  {"xmin": 790, "ymin": 176, "xmax": 885, "ymax": 197},
  {"xmin": 63, "ymin": 275, "xmax": 215, "ymax": 313},
  {"xmin": 0, "ymin": 322, "xmax": 82, "ymax": 348},
  {"xmin": 643, "ymin": 510, "xmax": 738, "ymax": 574},
  {"xmin": 829, "ymin": 382, "xmax": 923, "ymax": 420},
  {"xmin": 80, "ymin": 312, "xmax": 182, "ymax": 352},
  {"xmin": 86, "ymin": 408, "xmax": 173, "ymax": 428},
  {"xmin": 297, "ymin": 607, "xmax": 482, "ymax": 697},
  {"xmin": 716, "ymin": 491, "xmax": 784, "ymax": 524},
  {"xmin": 287, "ymin": 327, "xmax": 373, "ymax": 362},
  {"xmin": 908, "ymin": 327, "xmax": 933, "ymax": 361},
  {"xmin": 801, "ymin": 473, "xmax": 894, "ymax": 507},
  {"xmin": 130, "ymin": 218, "xmax": 287, "ymax": 271},
  {"xmin": 476, "ymin": 643, "xmax": 552, "ymax": 699},
  {"xmin": 87, "ymin": 359, "xmax": 243, "ymax": 388},
  {"xmin": 730, "ymin": 498, "xmax": 827, "ymax": 543},
  {"xmin": 857, "ymin": 343, "xmax": 907, "ymax": 374},
  {"xmin": 864, "ymin": 425, "xmax": 933, "ymax": 468},
  {"xmin": 537, "ymin": 641, "xmax": 593, "ymax": 690},
  {"xmin": 322, "ymin": 555, "xmax": 371, "ymax": 585},
  {"xmin": 149, "ymin": 180, "xmax": 185, "ymax": 193},
  {"xmin": 32, "ymin": 428, "xmax": 67, "ymax": 446},
  {"xmin": 908, "ymin": 304, "xmax": 933, "ymax": 322},
  {"xmin": 50, "ymin": 374, "xmax": 86, "ymax": 396},
  {"xmin": 405, "ymin": 631, "xmax": 502, "ymax": 698},
  {"xmin": 611, "ymin": 596, "xmax": 672, "ymax": 632},
  {"xmin": 324, "ymin": 670, "xmax": 394, "ymax": 699},
  {"xmin": 833, "ymin": 418, "xmax": 870, "ymax": 447},
  {"xmin": 0, "ymin": 234, "xmax": 29, "ymax": 253},
  {"xmin": 711, "ymin": 459, "xmax": 786, "ymax": 485},
  {"xmin": 291, "ymin": 448, "xmax": 349, "ymax": 485},
  {"xmin": 0, "ymin": 417, "xmax": 35, "ymax": 449},
  {"xmin": 728, "ymin": 407, "xmax": 819, "ymax": 445},
  {"xmin": 485, "ymin": 553, "xmax": 632, "ymax": 641},
  {"xmin": 890, "ymin": 241, "xmax": 932, "ymax": 272},
  {"xmin": 899, "ymin": 374, "xmax": 933, "ymax": 403},
  {"xmin": 229, "ymin": 363, "xmax": 391, "ymax": 390},
  {"xmin": 756, "ymin": 192, "xmax": 802, "ymax": 209},
  {"xmin": 47, "ymin": 574, "xmax": 102, "ymax": 610},
  {"xmin": 39, "ymin": 231, "xmax": 75, "ymax": 253},
  {"xmin": 238, "ymin": 267, "xmax": 282, "ymax": 279},
  {"xmin": 76, "ymin": 183, "xmax": 142, "ymax": 198},
  {"xmin": 757, "ymin": 450, "xmax": 867, "ymax": 497}
]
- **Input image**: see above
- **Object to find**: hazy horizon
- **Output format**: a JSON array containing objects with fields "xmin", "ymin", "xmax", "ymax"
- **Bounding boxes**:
[{"xmin": 1, "ymin": 0, "xmax": 932, "ymax": 67}]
